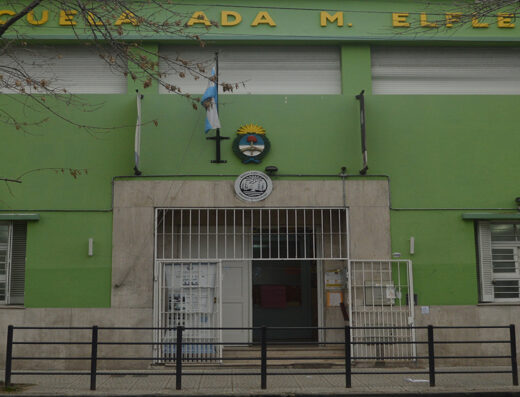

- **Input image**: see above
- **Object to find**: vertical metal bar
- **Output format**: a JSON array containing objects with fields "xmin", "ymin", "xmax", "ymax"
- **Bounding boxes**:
[
  {"xmin": 153, "ymin": 211, "xmax": 160, "ymax": 360},
  {"xmin": 312, "ymin": 210, "xmax": 315, "ymax": 258},
  {"xmin": 224, "ymin": 209, "xmax": 227, "ymax": 258},
  {"xmin": 268, "ymin": 209, "xmax": 271, "ymax": 259},
  {"xmin": 338, "ymin": 210, "xmax": 342, "ymax": 258},
  {"xmin": 180, "ymin": 210, "xmax": 183, "ymax": 259},
  {"xmin": 379, "ymin": 262, "xmax": 384, "ymax": 359},
  {"xmin": 189, "ymin": 210, "xmax": 192, "ymax": 259},
  {"xmin": 347, "ymin": 261, "xmax": 353, "ymax": 351},
  {"xmin": 320, "ymin": 210, "xmax": 324, "ymax": 259},
  {"xmin": 4, "ymin": 325, "xmax": 13, "ymax": 387},
  {"xmin": 90, "ymin": 325, "xmax": 98, "ymax": 391},
  {"xmin": 261, "ymin": 326, "xmax": 267, "ymax": 390},
  {"xmin": 233, "ymin": 209, "xmax": 236, "ymax": 259},
  {"xmin": 345, "ymin": 208, "xmax": 350, "ymax": 260},
  {"xmin": 345, "ymin": 325, "xmax": 351, "ymax": 388},
  {"xmin": 242, "ymin": 209, "xmax": 245, "ymax": 259},
  {"xmin": 427, "ymin": 325, "xmax": 435, "ymax": 387},
  {"xmin": 286, "ymin": 210, "xmax": 289, "ymax": 259},
  {"xmin": 198, "ymin": 209, "xmax": 201, "ymax": 259},
  {"xmin": 250, "ymin": 209, "xmax": 253, "ymax": 258},
  {"xmin": 215, "ymin": 210, "xmax": 219, "ymax": 258},
  {"xmin": 207, "ymin": 209, "xmax": 210, "ymax": 259},
  {"xmin": 162, "ymin": 209, "xmax": 166, "ymax": 259},
  {"xmin": 407, "ymin": 260, "xmax": 416, "ymax": 360},
  {"xmin": 259, "ymin": 209, "xmax": 262, "ymax": 259},
  {"xmin": 329, "ymin": 209, "xmax": 333, "ymax": 258},
  {"xmin": 395, "ymin": 261, "xmax": 401, "ymax": 358},
  {"xmin": 303, "ymin": 210, "xmax": 307, "ymax": 259},
  {"xmin": 295, "ymin": 209, "xmax": 298, "ymax": 258},
  {"xmin": 277, "ymin": 209, "xmax": 280, "ymax": 259},
  {"xmin": 176, "ymin": 326, "xmax": 183, "ymax": 390},
  {"xmin": 510, "ymin": 324, "xmax": 518, "ymax": 386},
  {"xmin": 170, "ymin": 210, "xmax": 174, "ymax": 259}
]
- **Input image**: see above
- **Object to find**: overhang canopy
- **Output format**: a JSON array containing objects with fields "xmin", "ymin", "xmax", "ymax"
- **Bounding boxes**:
[
  {"xmin": 462, "ymin": 213, "xmax": 520, "ymax": 220},
  {"xmin": 0, "ymin": 213, "xmax": 40, "ymax": 221}
]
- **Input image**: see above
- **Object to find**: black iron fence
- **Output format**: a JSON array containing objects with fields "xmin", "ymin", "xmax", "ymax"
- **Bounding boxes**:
[{"xmin": 4, "ymin": 324, "xmax": 518, "ymax": 391}]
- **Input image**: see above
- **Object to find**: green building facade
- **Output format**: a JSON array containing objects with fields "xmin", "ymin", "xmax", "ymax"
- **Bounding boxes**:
[{"xmin": 2, "ymin": 0, "xmax": 520, "ymax": 365}]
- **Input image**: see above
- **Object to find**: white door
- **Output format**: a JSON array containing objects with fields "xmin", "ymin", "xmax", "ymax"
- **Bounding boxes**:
[
  {"xmin": 222, "ymin": 261, "xmax": 251, "ymax": 344},
  {"xmin": 175, "ymin": 225, "xmax": 252, "ymax": 344}
]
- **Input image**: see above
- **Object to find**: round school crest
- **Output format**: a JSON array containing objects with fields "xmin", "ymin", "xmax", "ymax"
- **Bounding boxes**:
[
  {"xmin": 234, "ymin": 171, "xmax": 273, "ymax": 202},
  {"xmin": 232, "ymin": 124, "xmax": 271, "ymax": 164}
]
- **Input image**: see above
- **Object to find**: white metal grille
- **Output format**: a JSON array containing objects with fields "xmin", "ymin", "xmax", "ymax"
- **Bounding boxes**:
[
  {"xmin": 348, "ymin": 260, "xmax": 415, "ymax": 360},
  {"xmin": 154, "ymin": 261, "xmax": 222, "ymax": 362},
  {"xmin": 156, "ymin": 208, "xmax": 349, "ymax": 261}
]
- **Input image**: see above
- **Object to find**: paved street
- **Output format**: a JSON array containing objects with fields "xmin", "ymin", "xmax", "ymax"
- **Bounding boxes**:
[{"xmin": 4, "ymin": 366, "xmax": 519, "ymax": 395}]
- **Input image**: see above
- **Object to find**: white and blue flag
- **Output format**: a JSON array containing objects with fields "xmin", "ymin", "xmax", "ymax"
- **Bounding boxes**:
[{"xmin": 201, "ymin": 68, "xmax": 221, "ymax": 133}]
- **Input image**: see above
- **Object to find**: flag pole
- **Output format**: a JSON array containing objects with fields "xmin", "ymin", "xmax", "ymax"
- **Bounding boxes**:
[
  {"xmin": 134, "ymin": 89, "xmax": 143, "ymax": 176},
  {"xmin": 215, "ymin": 52, "xmax": 222, "ymax": 162},
  {"xmin": 356, "ymin": 90, "xmax": 368, "ymax": 175},
  {"xmin": 207, "ymin": 51, "xmax": 229, "ymax": 163}
]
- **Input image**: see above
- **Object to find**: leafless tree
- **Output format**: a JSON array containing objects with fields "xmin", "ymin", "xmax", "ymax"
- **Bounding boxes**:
[
  {"xmin": 0, "ymin": 0, "xmax": 232, "ymax": 133},
  {"xmin": 0, "ymin": 1, "xmax": 235, "ymax": 186}
]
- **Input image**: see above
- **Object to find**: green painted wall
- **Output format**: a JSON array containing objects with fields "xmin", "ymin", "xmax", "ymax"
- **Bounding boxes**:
[
  {"xmin": 25, "ymin": 213, "xmax": 112, "ymax": 307},
  {"xmin": 2, "ymin": 0, "xmax": 520, "ymax": 307}
]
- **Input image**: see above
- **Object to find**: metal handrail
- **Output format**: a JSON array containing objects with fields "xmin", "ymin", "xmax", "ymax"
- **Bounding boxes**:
[{"xmin": 4, "ymin": 324, "xmax": 518, "ymax": 391}]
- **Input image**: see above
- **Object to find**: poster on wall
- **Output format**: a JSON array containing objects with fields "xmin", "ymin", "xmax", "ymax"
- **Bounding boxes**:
[{"xmin": 325, "ymin": 269, "xmax": 344, "ymax": 289}]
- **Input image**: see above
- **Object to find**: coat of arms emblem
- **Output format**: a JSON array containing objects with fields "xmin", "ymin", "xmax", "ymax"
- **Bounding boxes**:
[{"xmin": 232, "ymin": 124, "xmax": 271, "ymax": 164}]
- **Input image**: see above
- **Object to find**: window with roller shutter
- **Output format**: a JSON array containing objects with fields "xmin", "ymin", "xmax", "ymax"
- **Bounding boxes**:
[
  {"xmin": 1, "ymin": 46, "xmax": 127, "ymax": 94},
  {"xmin": 0, "ymin": 221, "xmax": 27, "ymax": 305},
  {"xmin": 478, "ymin": 222, "xmax": 520, "ymax": 302},
  {"xmin": 159, "ymin": 46, "xmax": 341, "ymax": 95},
  {"xmin": 371, "ymin": 47, "xmax": 520, "ymax": 95}
]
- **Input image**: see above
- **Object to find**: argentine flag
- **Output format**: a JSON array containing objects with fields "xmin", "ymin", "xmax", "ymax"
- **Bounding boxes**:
[{"xmin": 201, "ymin": 68, "xmax": 221, "ymax": 133}]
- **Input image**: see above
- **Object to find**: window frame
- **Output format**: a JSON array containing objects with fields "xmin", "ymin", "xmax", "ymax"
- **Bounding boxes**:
[
  {"xmin": 0, "ymin": 221, "xmax": 13, "ymax": 304},
  {"xmin": 478, "ymin": 221, "xmax": 520, "ymax": 303}
]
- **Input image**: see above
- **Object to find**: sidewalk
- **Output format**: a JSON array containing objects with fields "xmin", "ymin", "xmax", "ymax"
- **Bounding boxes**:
[{"xmin": 3, "ymin": 367, "xmax": 519, "ymax": 396}]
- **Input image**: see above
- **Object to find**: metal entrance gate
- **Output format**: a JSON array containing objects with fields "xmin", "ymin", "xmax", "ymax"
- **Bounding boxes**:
[
  {"xmin": 347, "ymin": 260, "xmax": 415, "ymax": 360},
  {"xmin": 154, "ymin": 207, "xmax": 349, "ymax": 359},
  {"xmin": 153, "ymin": 261, "xmax": 222, "ymax": 362}
]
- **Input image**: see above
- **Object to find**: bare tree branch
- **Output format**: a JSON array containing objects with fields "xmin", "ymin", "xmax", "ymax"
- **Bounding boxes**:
[{"xmin": 0, "ymin": 0, "xmax": 43, "ymax": 38}]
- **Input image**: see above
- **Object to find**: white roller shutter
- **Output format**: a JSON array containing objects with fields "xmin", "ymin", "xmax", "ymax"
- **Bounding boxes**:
[
  {"xmin": 159, "ymin": 46, "xmax": 341, "ymax": 94},
  {"xmin": 8, "ymin": 222, "xmax": 26, "ymax": 305},
  {"xmin": 1, "ymin": 46, "xmax": 127, "ymax": 94},
  {"xmin": 372, "ymin": 47, "xmax": 520, "ymax": 95},
  {"xmin": 478, "ymin": 221, "xmax": 494, "ymax": 302}
]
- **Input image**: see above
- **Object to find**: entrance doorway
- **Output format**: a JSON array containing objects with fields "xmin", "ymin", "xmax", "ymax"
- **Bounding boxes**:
[
  {"xmin": 154, "ymin": 207, "xmax": 349, "ymax": 350},
  {"xmin": 252, "ymin": 259, "xmax": 318, "ymax": 341}
]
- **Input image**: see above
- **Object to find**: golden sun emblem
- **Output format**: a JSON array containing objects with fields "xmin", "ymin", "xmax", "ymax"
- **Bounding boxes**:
[{"xmin": 236, "ymin": 124, "xmax": 266, "ymax": 135}]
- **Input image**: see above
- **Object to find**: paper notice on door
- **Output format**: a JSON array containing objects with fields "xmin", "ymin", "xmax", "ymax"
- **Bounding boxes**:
[
  {"xmin": 326, "ymin": 291, "xmax": 343, "ymax": 307},
  {"xmin": 325, "ymin": 270, "xmax": 343, "ymax": 289}
]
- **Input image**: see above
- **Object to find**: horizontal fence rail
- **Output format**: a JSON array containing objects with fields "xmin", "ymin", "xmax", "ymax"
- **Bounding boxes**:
[{"xmin": 4, "ymin": 325, "xmax": 518, "ymax": 391}]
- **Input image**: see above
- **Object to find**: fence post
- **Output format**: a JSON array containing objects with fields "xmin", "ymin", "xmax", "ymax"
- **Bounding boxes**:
[
  {"xmin": 176, "ymin": 326, "xmax": 183, "ymax": 390},
  {"xmin": 510, "ymin": 324, "xmax": 518, "ymax": 386},
  {"xmin": 427, "ymin": 325, "xmax": 435, "ymax": 387},
  {"xmin": 344, "ymin": 325, "xmax": 351, "ymax": 388},
  {"xmin": 261, "ymin": 326, "xmax": 267, "ymax": 390},
  {"xmin": 4, "ymin": 325, "xmax": 13, "ymax": 388},
  {"xmin": 90, "ymin": 325, "xmax": 98, "ymax": 391}
]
